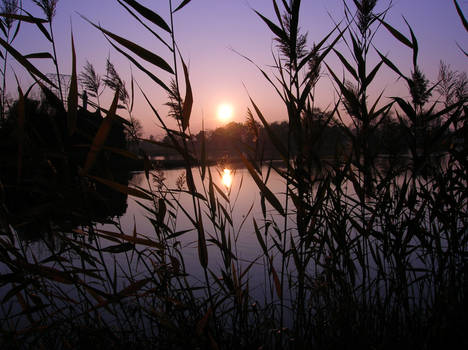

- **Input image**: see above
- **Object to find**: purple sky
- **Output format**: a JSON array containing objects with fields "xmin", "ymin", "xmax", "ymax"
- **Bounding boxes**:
[{"xmin": 8, "ymin": 0, "xmax": 468, "ymax": 136}]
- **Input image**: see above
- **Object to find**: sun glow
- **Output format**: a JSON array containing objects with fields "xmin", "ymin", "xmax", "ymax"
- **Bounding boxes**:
[
  {"xmin": 217, "ymin": 104, "xmax": 233, "ymax": 123},
  {"xmin": 221, "ymin": 168, "xmax": 233, "ymax": 188}
]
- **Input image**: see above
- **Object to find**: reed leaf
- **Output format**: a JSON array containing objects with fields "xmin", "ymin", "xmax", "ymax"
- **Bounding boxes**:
[
  {"xmin": 96, "ymin": 229, "xmax": 164, "ymax": 249},
  {"xmin": 100, "ymin": 145, "xmax": 140, "ymax": 160},
  {"xmin": 454, "ymin": 0, "xmax": 468, "ymax": 32},
  {"xmin": 298, "ymin": 21, "xmax": 344, "ymax": 72},
  {"xmin": 254, "ymin": 10, "xmax": 288, "ymax": 43},
  {"xmin": 102, "ymin": 243, "xmax": 135, "ymax": 253},
  {"xmin": 106, "ymin": 37, "xmax": 171, "ymax": 92},
  {"xmin": 269, "ymin": 256, "xmax": 282, "ymax": 298},
  {"xmin": 290, "ymin": 236, "xmax": 303, "ymax": 274},
  {"xmin": 272, "ymin": 0, "xmax": 284, "ymax": 30},
  {"xmin": 375, "ymin": 48, "xmax": 408, "ymax": 81},
  {"xmin": 117, "ymin": 0, "xmax": 172, "ymax": 51},
  {"xmin": 119, "ymin": 0, "xmax": 171, "ymax": 33},
  {"xmin": 197, "ymin": 211, "xmax": 208, "ymax": 269},
  {"xmin": 402, "ymin": 16, "xmax": 419, "ymax": 67},
  {"xmin": 248, "ymin": 96, "xmax": 288, "ymax": 161},
  {"xmin": 82, "ymin": 16, "xmax": 174, "ymax": 74},
  {"xmin": 0, "ymin": 11, "xmax": 52, "ymax": 41},
  {"xmin": 67, "ymin": 31, "xmax": 78, "ymax": 135},
  {"xmin": 0, "ymin": 37, "xmax": 55, "ymax": 87},
  {"xmin": 23, "ymin": 52, "xmax": 53, "ymax": 59},
  {"xmin": 180, "ymin": 54, "xmax": 192, "ymax": 131},
  {"xmin": 364, "ymin": 60, "xmax": 383, "ymax": 90},
  {"xmin": 18, "ymin": 261, "xmax": 76, "ymax": 285},
  {"xmin": 218, "ymin": 200, "xmax": 233, "ymax": 227},
  {"xmin": 157, "ymin": 198, "xmax": 166, "ymax": 223},
  {"xmin": 0, "ymin": 19, "xmax": 5, "ymax": 37},
  {"xmin": 326, "ymin": 63, "xmax": 360, "ymax": 111},
  {"xmin": 350, "ymin": 32, "xmax": 366, "ymax": 81},
  {"xmin": 0, "ymin": 13, "xmax": 46, "ymax": 23},
  {"xmin": 213, "ymin": 182, "xmax": 230, "ymax": 203},
  {"xmin": 240, "ymin": 153, "xmax": 285, "ymax": 216},
  {"xmin": 88, "ymin": 175, "xmax": 153, "ymax": 201},
  {"xmin": 196, "ymin": 307, "xmax": 212, "ymax": 336},
  {"xmin": 378, "ymin": 18, "xmax": 413, "ymax": 48},
  {"xmin": 82, "ymin": 89, "xmax": 119, "ymax": 175},
  {"xmin": 334, "ymin": 49, "xmax": 358, "ymax": 81},
  {"xmin": 393, "ymin": 97, "xmax": 416, "ymax": 121},
  {"xmin": 118, "ymin": 278, "xmax": 152, "ymax": 297},
  {"xmin": 16, "ymin": 82, "xmax": 24, "ymax": 182},
  {"xmin": 173, "ymin": 0, "xmax": 193, "ymax": 14},
  {"xmin": 200, "ymin": 129, "xmax": 206, "ymax": 180},
  {"xmin": 3, "ymin": 283, "xmax": 28, "ymax": 304}
]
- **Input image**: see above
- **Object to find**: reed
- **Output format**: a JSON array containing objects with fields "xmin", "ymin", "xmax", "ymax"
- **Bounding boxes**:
[{"xmin": 0, "ymin": 0, "xmax": 467, "ymax": 349}]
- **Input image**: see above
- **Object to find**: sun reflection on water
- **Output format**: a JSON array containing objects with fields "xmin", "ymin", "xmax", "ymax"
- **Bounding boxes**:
[{"xmin": 221, "ymin": 168, "xmax": 232, "ymax": 188}]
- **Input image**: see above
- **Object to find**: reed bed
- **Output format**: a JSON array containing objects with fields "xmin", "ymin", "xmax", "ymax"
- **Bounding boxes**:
[{"xmin": 0, "ymin": 0, "xmax": 467, "ymax": 349}]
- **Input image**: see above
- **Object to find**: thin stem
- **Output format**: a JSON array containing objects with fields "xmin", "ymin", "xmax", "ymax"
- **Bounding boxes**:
[
  {"xmin": 49, "ymin": 20, "xmax": 63, "ymax": 103},
  {"xmin": 1, "ymin": 26, "xmax": 10, "ymax": 123}
]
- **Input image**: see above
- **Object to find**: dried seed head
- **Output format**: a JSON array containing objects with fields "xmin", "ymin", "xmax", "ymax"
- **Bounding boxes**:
[
  {"xmin": 1, "ymin": 0, "xmax": 19, "ymax": 29},
  {"xmin": 354, "ymin": 0, "xmax": 378, "ymax": 36},
  {"xmin": 79, "ymin": 61, "xmax": 101, "ymax": 96},
  {"xmin": 307, "ymin": 45, "xmax": 321, "ymax": 87},
  {"xmin": 103, "ymin": 58, "xmax": 129, "ymax": 105},
  {"xmin": 32, "ymin": 0, "xmax": 59, "ymax": 22},
  {"xmin": 409, "ymin": 67, "xmax": 431, "ymax": 108},
  {"xmin": 275, "ymin": 12, "xmax": 308, "ymax": 69}
]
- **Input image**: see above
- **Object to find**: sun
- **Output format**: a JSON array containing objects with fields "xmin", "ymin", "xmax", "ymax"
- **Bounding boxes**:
[{"xmin": 217, "ymin": 104, "xmax": 233, "ymax": 123}]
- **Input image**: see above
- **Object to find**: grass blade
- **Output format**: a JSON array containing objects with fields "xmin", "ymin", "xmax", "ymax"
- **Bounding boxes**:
[
  {"xmin": 23, "ymin": 52, "xmax": 53, "ymax": 59},
  {"xmin": 454, "ymin": 0, "xmax": 468, "ymax": 32},
  {"xmin": 173, "ymin": 0, "xmax": 193, "ymax": 13},
  {"xmin": 15, "ymin": 81, "xmax": 25, "ymax": 182},
  {"xmin": 378, "ymin": 18, "xmax": 413, "ymax": 48},
  {"xmin": 95, "ymin": 229, "xmax": 164, "ymax": 249},
  {"xmin": 67, "ymin": 31, "xmax": 78, "ymax": 135},
  {"xmin": 197, "ymin": 210, "xmax": 208, "ymax": 269},
  {"xmin": 119, "ymin": 0, "xmax": 171, "ymax": 32},
  {"xmin": 105, "ymin": 36, "xmax": 171, "ymax": 93},
  {"xmin": 82, "ymin": 16, "xmax": 174, "ymax": 74},
  {"xmin": 180, "ymin": 54, "xmax": 192, "ymax": 131},
  {"xmin": 269, "ymin": 256, "xmax": 282, "ymax": 298},
  {"xmin": 254, "ymin": 10, "xmax": 288, "ymax": 43},
  {"xmin": 240, "ymin": 153, "xmax": 285, "ymax": 216},
  {"xmin": 88, "ymin": 175, "xmax": 153, "ymax": 201},
  {"xmin": 82, "ymin": 89, "xmax": 119, "ymax": 175},
  {"xmin": 0, "ymin": 12, "xmax": 52, "ymax": 41},
  {"xmin": 334, "ymin": 49, "xmax": 358, "ymax": 81},
  {"xmin": 117, "ymin": 0, "xmax": 172, "ymax": 51},
  {"xmin": 0, "ymin": 37, "xmax": 55, "ymax": 87},
  {"xmin": 248, "ymin": 96, "xmax": 288, "ymax": 161},
  {"xmin": 254, "ymin": 219, "xmax": 268, "ymax": 256}
]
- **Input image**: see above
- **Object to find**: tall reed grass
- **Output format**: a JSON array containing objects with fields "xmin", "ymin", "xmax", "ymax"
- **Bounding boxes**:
[{"xmin": 0, "ymin": 0, "xmax": 467, "ymax": 349}]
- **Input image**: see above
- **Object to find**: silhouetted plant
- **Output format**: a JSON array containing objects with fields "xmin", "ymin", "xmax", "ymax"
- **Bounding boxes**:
[
  {"xmin": 0, "ymin": 0, "xmax": 19, "ymax": 122},
  {"xmin": 0, "ymin": 0, "xmax": 466, "ymax": 349},
  {"xmin": 79, "ymin": 60, "xmax": 103, "ymax": 108}
]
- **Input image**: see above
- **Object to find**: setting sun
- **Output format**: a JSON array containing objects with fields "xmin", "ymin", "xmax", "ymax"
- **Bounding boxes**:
[{"xmin": 217, "ymin": 104, "xmax": 233, "ymax": 123}]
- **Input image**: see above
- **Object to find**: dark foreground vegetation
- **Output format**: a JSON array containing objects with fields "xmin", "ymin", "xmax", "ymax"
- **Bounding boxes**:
[{"xmin": 0, "ymin": 0, "xmax": 467, "ymax": 349}]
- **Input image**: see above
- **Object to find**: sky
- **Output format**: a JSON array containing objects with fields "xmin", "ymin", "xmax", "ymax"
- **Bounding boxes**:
[{"xmin": 6, "ymin": 0, "xmax": 468, "ymax": 137}]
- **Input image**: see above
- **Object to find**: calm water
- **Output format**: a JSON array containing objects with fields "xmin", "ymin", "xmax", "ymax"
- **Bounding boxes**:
[
  {"xmin": 106, "ymin": 166, "xmax": 286, "ymax": 280},
  {"xmin": 1, "ymin": 156, "xmax": 459, "ymax": 334}
]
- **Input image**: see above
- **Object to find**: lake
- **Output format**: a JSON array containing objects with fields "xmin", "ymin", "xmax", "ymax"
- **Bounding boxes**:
[
  {"xmin": 1, "ymin": 154, "xmax": 464, "ymax": 347},
  {"xmin": 103, "ymin": 165, "xmax": 288, "ymax": 289}
]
